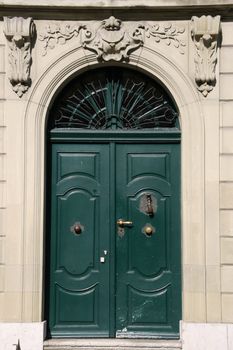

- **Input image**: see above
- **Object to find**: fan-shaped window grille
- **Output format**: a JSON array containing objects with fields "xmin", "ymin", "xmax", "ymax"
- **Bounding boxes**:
[{"xmin": 49, "ymin": 68, "xmax": 179, "ymax": 130}]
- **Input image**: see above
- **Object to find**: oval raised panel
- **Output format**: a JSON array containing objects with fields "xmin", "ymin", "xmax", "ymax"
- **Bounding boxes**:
[{"xmin": 57, "ymin": 190, "xmax": 98, "ymax": 276}]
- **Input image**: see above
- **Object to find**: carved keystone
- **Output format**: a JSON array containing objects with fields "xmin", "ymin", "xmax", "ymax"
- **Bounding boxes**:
[
  {"xmin": 4, "ymin": 17, "xmax": 35, "ymax": 97},
  {"xmin": 191, "ymin": 15, "xmax": 221, "ymax": 97},
  {"xmin": 81, "ymin": 16, "xmax": 144, "ymax": 62}
]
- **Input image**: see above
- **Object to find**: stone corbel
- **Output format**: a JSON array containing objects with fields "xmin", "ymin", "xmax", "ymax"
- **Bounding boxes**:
[
  {"xmin": 191, "ymin": 15, "xmax": 221, "ymax": 97},
  {"xmin": 4, "ymin": 17, "xmax": 35, "ymax": 97}
]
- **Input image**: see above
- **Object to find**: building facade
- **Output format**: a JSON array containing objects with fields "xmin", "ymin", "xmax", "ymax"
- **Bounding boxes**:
[{"xmin": 0, "ymin": 1, "xmax": 233, "ymax": 349}]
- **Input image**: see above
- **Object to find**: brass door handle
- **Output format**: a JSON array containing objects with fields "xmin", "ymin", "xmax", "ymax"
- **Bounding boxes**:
[{"xmin": 117, "ymin": 219, "xmax": 133, "ymax": 226}]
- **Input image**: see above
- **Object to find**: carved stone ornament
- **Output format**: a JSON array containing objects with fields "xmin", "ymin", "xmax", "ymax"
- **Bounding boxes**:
[
  {"xmin": 39, "ymin": 16, "xmax": 186, "ymax": 61},
  {"xmin": 4, "ymin": 17, "xmax": 35, "ymax": 97},
  {"xmin": 81, "ymin": 16, "xmax": 144, "ymax": 61},
  {"xmin": 191, "ymin": 15, "xmax": 221, "ymax": 97}
]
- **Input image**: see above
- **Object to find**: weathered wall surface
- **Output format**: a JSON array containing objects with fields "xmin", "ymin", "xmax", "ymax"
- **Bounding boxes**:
[
  {"xmin": 220, "ymin": 21, "xmax": 233, "ymax": 323},
  {"xmin": 0, "ymin": 20, "xmax": 6, "ymax": 321}
]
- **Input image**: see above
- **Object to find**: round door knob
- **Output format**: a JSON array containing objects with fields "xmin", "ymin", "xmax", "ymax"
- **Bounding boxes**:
[
  {"xmin": 74, "ymin": 224, "xmax": 82, "ymax": 234},
  {"xmin": 145, "ymin": 226, "xmax": 153, "ymax": 236}
]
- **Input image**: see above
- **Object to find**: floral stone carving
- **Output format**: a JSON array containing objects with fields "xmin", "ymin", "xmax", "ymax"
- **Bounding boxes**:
[
  {"xmin": 191, "ymin": 15, "xmax": 221, "ymax": 97},
  {"xmin": 39, "ymin": 16, "xmax": 186, "ymax": 60},
  {"xmin": 4, "ymin": 17, "xmax": 35, "ymax": 97},
  {"xmin": 145, "ymin": 22, "xmax": 185, "ymax": 54},
  {"xmin": 39, "ymin": 22, "xmax": 81, "ymax": 55}
]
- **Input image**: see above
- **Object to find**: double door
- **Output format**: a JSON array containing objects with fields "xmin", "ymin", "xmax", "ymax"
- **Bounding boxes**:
[{"xmin": 47, "ymin": 141, "xmax": 181, "ymax": 338}]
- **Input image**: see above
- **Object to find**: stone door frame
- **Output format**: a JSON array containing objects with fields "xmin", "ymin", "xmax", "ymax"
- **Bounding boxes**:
[{"xmin": 22, "ymin": 46, "xmax": 204, "ymax": 323}]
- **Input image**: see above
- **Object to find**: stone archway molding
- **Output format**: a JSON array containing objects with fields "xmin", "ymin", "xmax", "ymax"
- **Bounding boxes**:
[{"xmin": 22, "ymin": 44, "xmax": 205, "ymax": 324}]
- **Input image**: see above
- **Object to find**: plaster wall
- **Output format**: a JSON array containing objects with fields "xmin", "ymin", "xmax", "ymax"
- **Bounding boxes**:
[
  {"xmin": 0, "ymin": 4, "xmax": 231, "ymax": 349},
  {"xmin": 220, "ymin": 21, "xmax": 233, "ymax": 323},
  {"xmin": 0, "ymin": 19, "xmax": 6, "ymax": 322}
]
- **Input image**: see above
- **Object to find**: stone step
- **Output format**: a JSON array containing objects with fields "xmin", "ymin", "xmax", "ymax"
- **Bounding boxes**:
[{"xmin": 44, "ymin": 339, "xmax": 182, "ymax": 350}]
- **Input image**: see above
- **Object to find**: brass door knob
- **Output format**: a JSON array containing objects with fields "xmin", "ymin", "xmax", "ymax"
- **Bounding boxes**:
[{"xmin": 145, "ymin": 226, "xmax": 153, "ymax": 236}]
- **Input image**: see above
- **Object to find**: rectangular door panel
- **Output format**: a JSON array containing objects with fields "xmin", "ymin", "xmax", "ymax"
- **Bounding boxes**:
[
  {"xmin": 48, "ymin": 144, "xmax": 110, "ymax": 337},
  {"xmin": 115, "ymin": 144, "xmax": 181, "ymax": 338}
]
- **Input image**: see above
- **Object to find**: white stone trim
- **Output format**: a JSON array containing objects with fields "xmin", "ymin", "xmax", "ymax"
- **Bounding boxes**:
[
  {"xmin": 1, "ymin": 0, "xmax": 232, "ymax": 8},
  {"xmin": 44, "ymin": 338, "xmax": 182, "ymax": 349},
  {"xmin": 182, "ymin": 322, "xmax": 233, "ymax": 350},
  {"xmin": 0, "ymin": 321, "xmax": 46, "ymax": 350}
]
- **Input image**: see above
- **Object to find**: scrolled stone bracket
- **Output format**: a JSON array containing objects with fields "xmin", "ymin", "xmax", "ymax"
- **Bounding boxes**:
[
  {"xmin": 4, "ymin": 16, "xmax": 35, "ymax": 98},
  {"xmin": 39, "ymin": 16, "xmax": 186, "ymax": 61},
  {"xmin": 191, "ymin": 15, "xmax": 221, "ymax": 97}
]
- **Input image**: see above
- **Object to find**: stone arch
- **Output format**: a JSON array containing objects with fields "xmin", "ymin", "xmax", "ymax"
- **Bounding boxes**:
[{"xmin": 22, "ymin": 45, "xmax": 205, "ymax": 322}]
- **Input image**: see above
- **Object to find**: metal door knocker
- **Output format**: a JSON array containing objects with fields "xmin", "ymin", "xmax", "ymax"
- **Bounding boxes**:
[
  {"xmin": 140, "ymin": 193, "xmax": 156, "ymax": 217},
  {"xmin": 146, "ymin": 194, "xmax": 154, "ymax": 217}
]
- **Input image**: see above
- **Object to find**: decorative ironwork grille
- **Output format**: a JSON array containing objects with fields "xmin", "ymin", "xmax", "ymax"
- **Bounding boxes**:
[{"xmin": 50, "ymin": 68, "xmax": 179, "ymax": 130}]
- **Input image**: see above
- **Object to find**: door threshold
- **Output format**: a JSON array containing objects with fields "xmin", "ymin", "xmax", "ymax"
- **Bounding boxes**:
[{"xmin": 44, "ymin": 338, "xmax": 182, "ymax": 349}]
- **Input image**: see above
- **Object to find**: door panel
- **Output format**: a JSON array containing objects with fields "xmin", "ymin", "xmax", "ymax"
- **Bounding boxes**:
[
  {"xmin": 115, "ymin": 144, "xmax": 181, "ymax": 338},
  {"xmin": 48, "ymin": 144, "xmax": 110, "ymax": 337}
]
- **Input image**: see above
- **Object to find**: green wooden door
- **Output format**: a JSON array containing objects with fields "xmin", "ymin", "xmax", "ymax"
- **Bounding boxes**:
[
  {"xmin": 115, "ymin": 144, "xmax": 181, "ymax": 338},
  {"xmin": 48, "ymin": 143, "xmax": 111, "ymax": 337},
  {"xmin": 47, "ymin": 141, "xmax": 181, "ymax": 338}
]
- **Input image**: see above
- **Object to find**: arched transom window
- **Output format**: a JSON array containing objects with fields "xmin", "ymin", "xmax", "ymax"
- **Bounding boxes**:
[{"xmin": 49, "ymin": 67, "xmax": 179, "ymax": 130}]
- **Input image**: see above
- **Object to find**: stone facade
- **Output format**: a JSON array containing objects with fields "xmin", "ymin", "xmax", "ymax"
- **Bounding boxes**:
[{"xmin": 0, "ymin": 1, "xmax": 232, "ymax": 349}]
